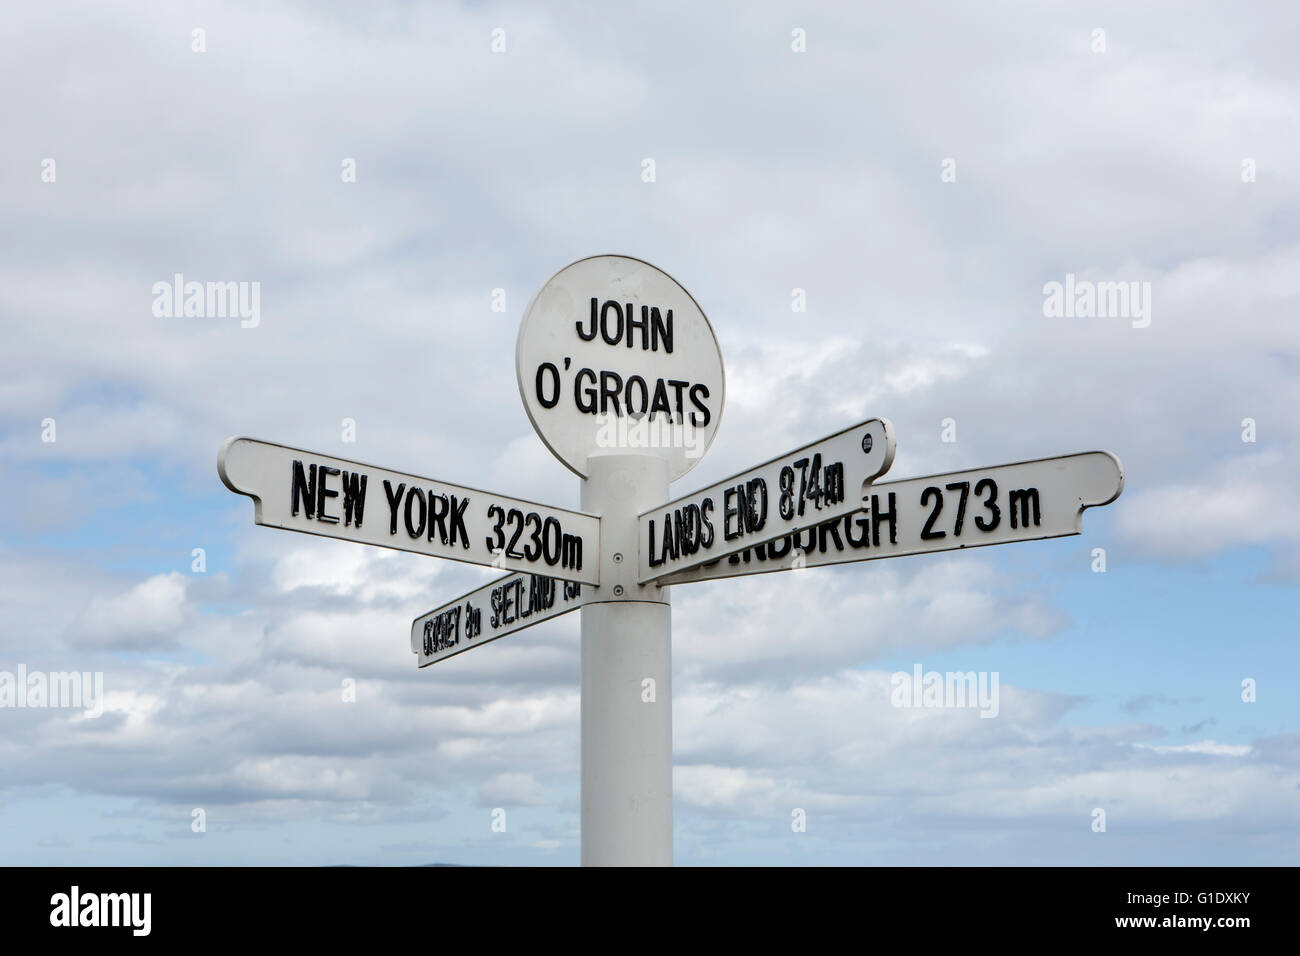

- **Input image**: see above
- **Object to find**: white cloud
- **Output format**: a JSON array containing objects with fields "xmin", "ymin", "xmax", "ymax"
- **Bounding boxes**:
[
  {"xmin": 478, "ymin": 772, "xmax": 545, "ymax": 807},
  {"xmin": 1118, "ymin": 452, "xmax": 1300, "ymax": 562},
  {"xmin": 76, "ymin": 572, "xmax": 188, "ymax": 649},
  {"xmin": 1, "ymin": 0, "xmax": 1297, "ymax": 864},
  {"xmin": 1138, "ymin": 740, "xmax": 1254, "ymax": 757}
]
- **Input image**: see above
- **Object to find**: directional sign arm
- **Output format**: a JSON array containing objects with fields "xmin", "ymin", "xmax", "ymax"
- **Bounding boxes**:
[
  {"xmin": 218, "ymin": 437, "xmax": 601, "ymax": 584},
  {"xmin": 654, "ymin": 451, "xmax": 1124, "ymax": 585},
  {"xmin": 412, "ymin": 572, "xmax": 592, "ymax": 667},
  {"xmin": 637, "ymin": 418, "xmax": 896, "ymax": 582}
]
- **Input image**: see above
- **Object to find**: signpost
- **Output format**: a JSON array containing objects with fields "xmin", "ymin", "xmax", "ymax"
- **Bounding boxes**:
[
  {"xmin": 515, "ymin": 255, "xmax": 725, "ymax": 481},
  {"xmin": 412, "ymin": 572, "xmax": 592, "ymax": 667},
  {"xmin": 218, "ymin": 437, "xmax": 600, "ymax": 584},
  {"xmin": 654, "ymin": 452, "xmax": 1124, "ymax": 584},
  {"xmin": 636, "ymin": 418, "xmax": 896, "ymax": 583},
  {"xmin": 218, "ymin": 253, "xmax": 1125, "ymax": 868}
]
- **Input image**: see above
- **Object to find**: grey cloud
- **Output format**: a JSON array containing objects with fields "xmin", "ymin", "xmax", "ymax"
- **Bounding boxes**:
[{"xmin": 1, "ymin": 0, "xmax": 1297, "ymax": 864}]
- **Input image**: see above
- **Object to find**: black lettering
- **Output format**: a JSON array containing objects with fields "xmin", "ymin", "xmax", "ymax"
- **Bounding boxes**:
[
  {"xmin": 745, "ymin": 479, "xmax": 768, "ymax": 533},
  {"xmin": 428, "ymin": 493, "xmax": 449, "ymax": 544},
  {"xmin": 946, "ymin": 481, "xmax": 970, "ymax": 536},
  {"xmin": 523, "ymin": 512, "xmax": 542, "ymax": 560},
  {"xmin": 535, "ymin": 362, "xmax": 560, "ymax": 408},
  {"xmin": 723, "ymin": 487, "xmax": 741, "ymax": 541},
  {"xmin": 699, "ymin": 497, "xmax": 715, "ymax": 549},
  {"xmin": 920, "ymin": 486, "xmax": 945, "ymax": 540},
  {"xmin": 404, "ymin": 487, "xmax": 427, "ymax": 539},
  {"xmin": 871, "ymin": 492, "xmax": 897, "ymax": 546},
  {"xmin": 688, "ymin": 384, "xmax": 711, "ymax": 427},
  {"xmin": 501, "ymin": 581, "xmax": 515, "ymax": 625},
  {"xmin": 648, "ymin": 518, "xmax": 664, "ymax": 567},
  {"xmin": 576, "ymin": 298, "xmax": 598, "ymax": 340},
  {"xmin": 686, "ymin": 506, "xmax": 703, "ymax": 556},
  {"xmin": 823, "ymin": 462, "xmax": 845, "ymax": 506},
  {"xmin": 527, "ymin": 576, "xmax": 544, "ymax": 614},
  {"xmin": 651, "ymin": 306, "xmax": 673, "ymax": 353},
  {"xmin": 505, "ymin": 509, "xmax": 525, "ymax": 557},
  {"xmin": 649, "ymin": 379, "xmax": 672, "ymax": 418},
  {"xmin": 449, "ymin": 495, "xmax": 469, "ymax": 547},
  {"xmin": 439, "ymin": 607, "xmax": 459, "ymax": 651},
  {"xmin": 486, "ymin": 504, "xmax": 505, "ymax": 553},
  {"xmin": 542, "ymin": 517, "xmax": 561, "ymax": 565},
  {"xmin": 599, "ymin": 370, "xmax": 622, "ymax": 416},
  {"xmin": 291, "ymin": 460, "xmax": 316, "ymax": 518},
  {"xmin": 341, "ymin": 471, "xmax": 366, "ymax": 527},
  {"xmin": 422, "ymin": 608, "xmax": 462, "ymax": 655},
  {"xmin": 845, "ymin": 514, "xmax": 870, "ymax": 548},
  {"xmin": 316, "ymin": 466, "xmax": 340, "ymax": 524},
  {"xmin": 974, "ymin": 478, "xmax": 1001, "ymax": 531},
  {"xmin": 625, "ymin": 375, "xmax": 649, "ymax": 416},
  {"xmin": 574, "ymin": 368, "xmax": 598, "ymax": 413},
  {"xmin": 818, "ymin": 519, "xmax": 844, "ymax": 553},
  {"xmin": 628, "ymin": 305, "xmax": 649, "ymax": 349},
  {"xmin": 384, "ymin": 480, "xmax": 406, "ymax": 535},
  {"xmin": 517, "ymin": 577, "xmax": 531, "ymax": 618},
  {"xmin": 767, "ymin": 534, "xmax": 793, "ymax": 560},
  {"xmin": 562, "ymin": 532, "xmax": 582, "ymax": 570},
  {"xmin": 1008, "ymin": 487, "xmax": 1041, "ymax": 529},
  {"xmin": 491, "ymin": 586, "xmax": 506, "ymax": 628},
  {"xmin": 779, "ymin": 466, "xmax": 795, "ymax": 520},
  {"xmin": 805, "ymin": 454, "xmax": 823, "ymax": 510},
  {"xmin": 600, "ymin": 300, "xmax": 623, "ymax": 345},
  {"xmin": 667, "ymin": 379, "xmax": 688, "ymax": 420}
]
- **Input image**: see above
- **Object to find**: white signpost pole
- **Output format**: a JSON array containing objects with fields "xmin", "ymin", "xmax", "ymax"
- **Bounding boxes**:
[
  {"xmin": 515, "ymin": 255, "xmax": 726, "ymax": 867},
  {"xmin": 579, "ymin": 453, "xmax": 672, "ymax": 866}
]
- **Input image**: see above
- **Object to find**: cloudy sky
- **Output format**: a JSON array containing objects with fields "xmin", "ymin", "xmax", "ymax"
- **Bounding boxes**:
[{"xmin": 2, "ymin": 0, "xmax": 1297, "ymax": 865}]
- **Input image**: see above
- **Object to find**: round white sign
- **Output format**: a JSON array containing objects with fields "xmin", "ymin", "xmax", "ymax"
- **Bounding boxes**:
[{"xmin": 516, "ymin": 255, "xmax": 726, "ymax": 480}]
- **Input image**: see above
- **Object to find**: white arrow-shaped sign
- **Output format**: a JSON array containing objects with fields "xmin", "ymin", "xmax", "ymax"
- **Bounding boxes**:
[
  {"xmin": 412, "ymin": 572, "xmax": 594, "ymax": 667},
  {"xmin": 637, "ymin": 418, "xmax": 896, "ymax": 583},
  {"xmin": 653, "ymin": 451, "xmax": 1124, "ymax": 585},
  {"xmin": 218, "ymin": 437, "xmax": 601, "ymax": 584}
]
